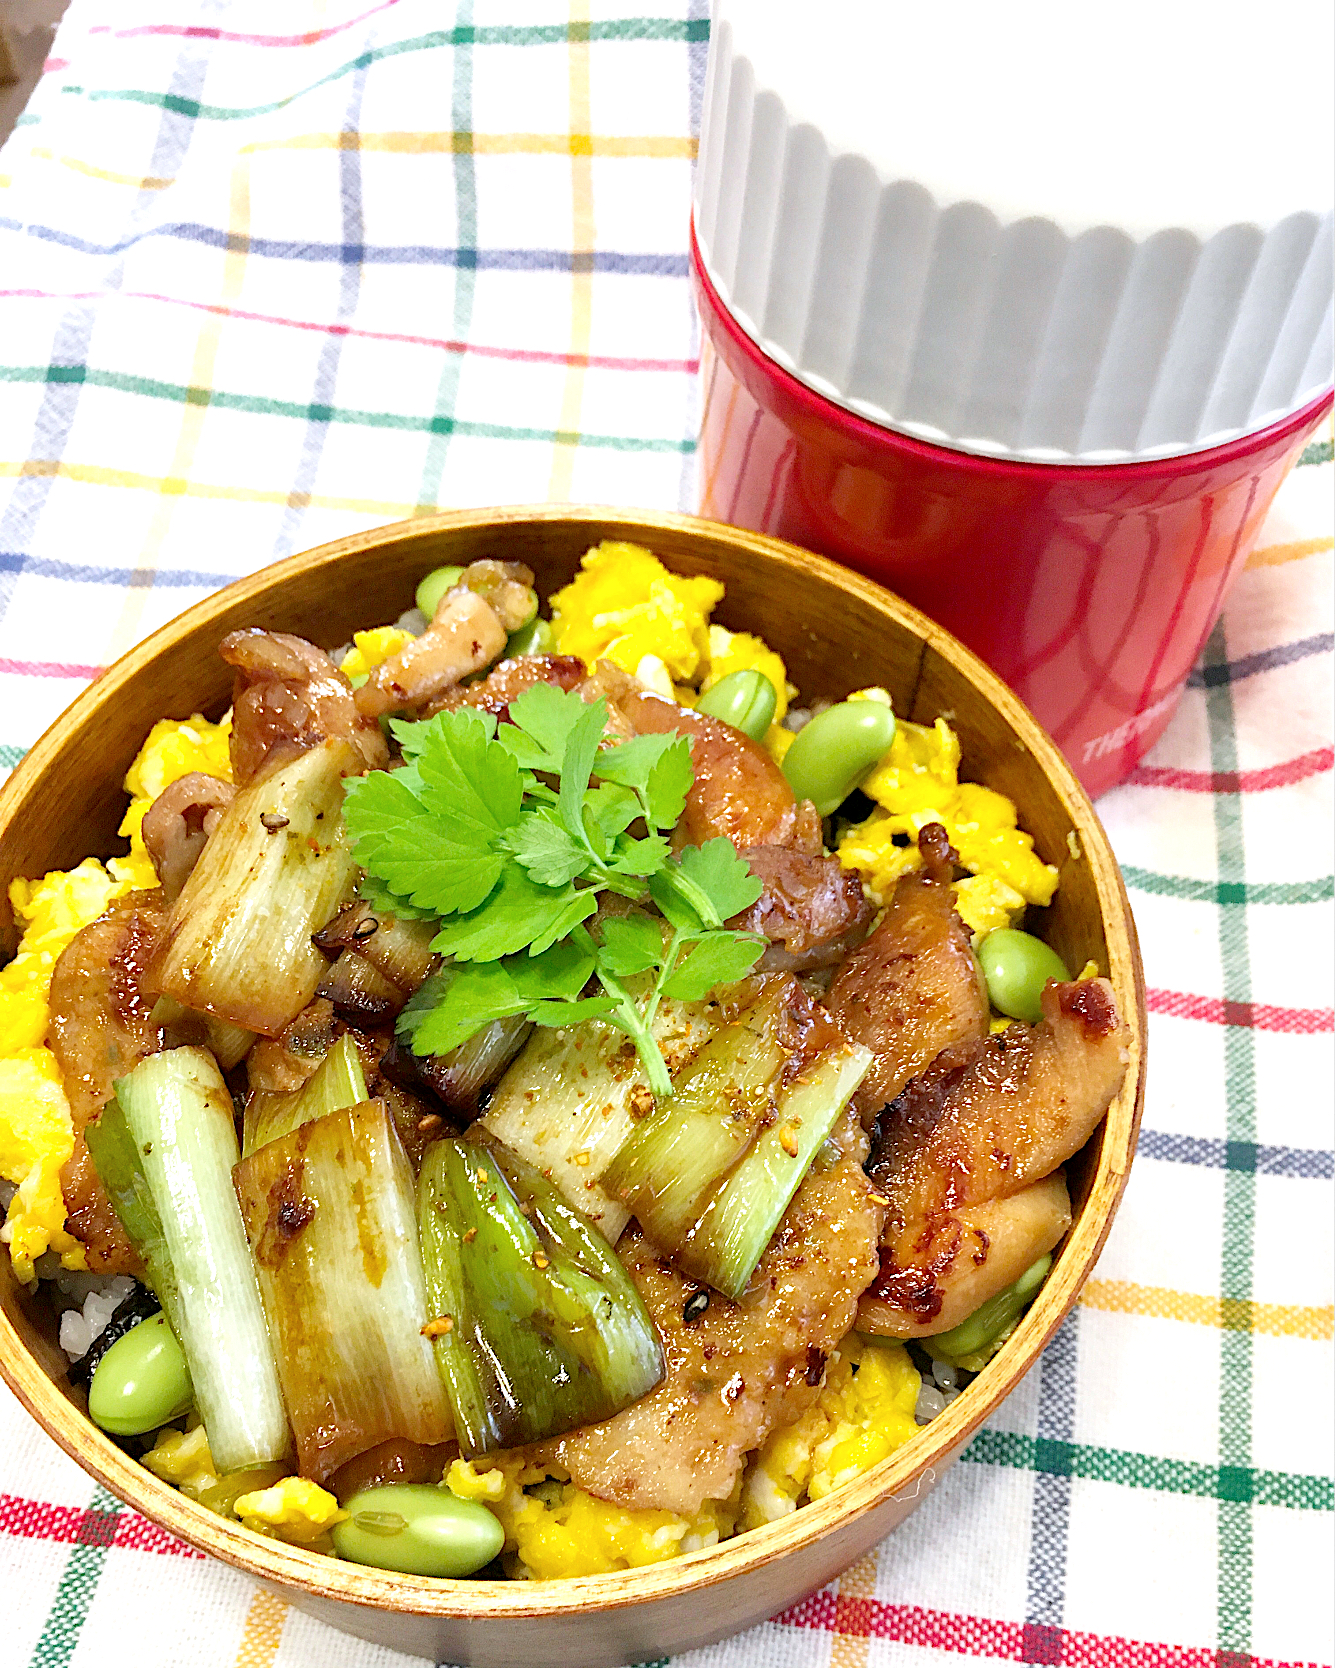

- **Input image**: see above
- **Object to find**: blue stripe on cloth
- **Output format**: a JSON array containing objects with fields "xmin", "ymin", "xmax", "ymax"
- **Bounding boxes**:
[
  {"xmin": 0, "ymin": 552, "xmax": 234, "ymax": 588},
  {"xmin": 0, "ymin": 33, "xmax": 223, "ymax": 629},
  {"xmin": 1138, "ymin": 1129, "xmax": 1334, "ymax": 1180},
  {"xmin": 270, "ymin": 36, "xmax": 373, "ymax": 559},
  {"xmin": 1187, "ymin": 633, "xmax": 1332, "ymax": 689},
  {"xmin": 0, "ymin": 219, "xmax": 690, "ymax": 276},
  {"xmin": 1022, "ymin": 1310, "xmax": 1080, "ymax": 1662}
]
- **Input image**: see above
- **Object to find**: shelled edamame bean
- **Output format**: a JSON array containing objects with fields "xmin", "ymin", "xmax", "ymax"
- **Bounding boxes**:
[
  {"xmin": 781, "ymin": 699, "xmax": 896, "ymax": 816},
  {"xmin": 695, "ymin": 668, "xmax": 777, "ymax": 742},
  {"xmin": 929, "ymin": 1253, "xmax": 1053, "ymax": 1362},
  {"xmin": 978, "ymin": 928, "xmax": 1069, "ymax": 1024},
  {"xmin": 506, "ymin": 615, "xmax": 554, "ymax": 658},
  {"xmin": 332, "ymin": 1483, "xmax": 504, "ymax": 1577},
  {"xmin": 87, "ymin": 1312, "xmax": 193, "ymax": 1437},
  {"xmin": 414, "ymin": 565, "xmax": 465, "ymax": 620}
]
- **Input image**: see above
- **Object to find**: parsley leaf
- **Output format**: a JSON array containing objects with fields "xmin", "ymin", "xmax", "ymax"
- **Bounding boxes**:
[
  {"xmin": 399, "ymin": 937, "xmax": 596, "ymax": 1057},
  {"xmin": 662, "ymin": 933, "xmax": 765, "ymax": 1000},
  {"xmin": 348, "ymin": 686, "xmax": 770, "ymax": 1104},
  {"xmin": 594, "ymin": 732, "xmax": 692, "ymax": 830},
  {"xmin": 431, "ymin": 867, "xmax": 598, "ymax": 961},
  {"xmin": 597, "ymin": 915, "xmax": 666, "ymax": 979}
]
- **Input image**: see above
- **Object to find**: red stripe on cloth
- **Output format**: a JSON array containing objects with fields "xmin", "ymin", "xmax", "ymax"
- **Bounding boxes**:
[
  {"xmin": 87, "ymin": 0, "xmax": 402, "ymax": 47},
  {"xmin": 113, "ymin": 1513, "xmax": 205, "ymax": 1558},
  {"xmin": 1148, "ymin": 988, "xmax": 1335, "ymax": 1034},
  {"xmin": 776, "ymin": 1590, "xmax": 1307, "ymax": 1668},
  {"xmin": 0, "ymin": 657, "xmax": 102, "ymax": 679},
  {"xmin": 1127, "ymin": 747, "xmax": 1333, "ymax": 793},
  {"xmin": 0, "ymin": 288, "xmax": 699, "ymax": 374},
  {"xmin": 0, "ymin": 1493, "xmax": 203, "ymax": 1558}
]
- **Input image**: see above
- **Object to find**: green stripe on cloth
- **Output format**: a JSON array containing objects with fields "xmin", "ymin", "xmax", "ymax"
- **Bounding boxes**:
[
  {"xmin": 0, "ymin": 743, "xmax": 25, "ymax": 770},
  {"xmin": 1121, "ymin": 866, "xmax": 1333, "ymax": 906},
  {"xmin": 1298, "ymin": 437, "xmax": 1333, "ymax": 467},
  {"xmin": 0, "ymin": 365, "xmax": 691, "ymax": 453},
  {"xmin": 27, "ymin": 1488, "xmax": 122, "ymax": 1668},
  {"xmin": 963, "ymin": 1432, "xmax": 1331, "ymax": 1511},
  {"xmin": 415, "ymin": 0, "xmax": 477, "ymax": 512},
  {"xmin": 78, "ymin": 18, "xmax": 709, "ymax": 124},
  {"xmin": 1204, "ymin": 619, "xmax": 1257, "ymax": 1659}
]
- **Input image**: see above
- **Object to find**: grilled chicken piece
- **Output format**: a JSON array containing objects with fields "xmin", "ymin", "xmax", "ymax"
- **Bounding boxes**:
[
  {"xmin": 728, "ymin": 846, "xmax": 874, "ymax": 972},
  {"xmin": 221, "ymin": 629, "xmax": 388, "ymax": 785},
  {"xmin": 542, "ymin": 1103, "xmax": 885, "ymax": 1516},
  {"xmin": 354, "ymin": 560, "xmax": 535, "ymax": 719},
  {"xmin": 825, "ymin": 823, "xmax": 988, "ymax": 1123},
  {"xmin": 140, "ymin": 772, "xmax": 235, "ymax": 900},
  {"xmin": 47, "ymin": 898, "xmax": 168, "ymax": 1273},
  {"xmin": 857, "ymin": 978, "xmax": 1127, "ymax": 1335},
  {"xmin": 587, "ymin": 665, "xmax": 821, "ymax": 853},
  {"xmin": 857, "ymin": 1170, "xmax": 1071, "ymax": 1338},
  {"xmin": 425, "ymin": 652, "xmax": 586, "ymax": 717}
]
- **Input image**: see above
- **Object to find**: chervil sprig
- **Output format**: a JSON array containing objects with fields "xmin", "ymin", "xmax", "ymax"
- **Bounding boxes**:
[{"xmin": 342, "ymin": 684, "xmax": 764, "ymax": 1097}]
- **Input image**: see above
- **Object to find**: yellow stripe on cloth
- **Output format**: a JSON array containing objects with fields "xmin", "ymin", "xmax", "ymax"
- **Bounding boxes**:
[
  {"xmin": 30, "ymin": 145, "xmax": 175, "ymax": 188},
  {"xmin": 0, "ymin": 458, "xmax": 421, "ymax": 519},
  {"xmin": 1245, "ymin": 536, "xmax": 1334, "ymax": 570},
  {"xmin": 242, "ymin": 130, "xmax": 696, "ymax": 159},
  {"xmin": 234, "ymin": 1589, "xmax": 288, "ymax": 1668},
  {"xmin": 830, "ymin": 1550, "xmax": 878, "ymax": 1668},
  {"xmin": 1080, "ymin": 1279, "xmax": 1334, "ymax": 1339},
  {"xmin": 104, "ymin": 151, "xmax": 253, "ymax": 663}
]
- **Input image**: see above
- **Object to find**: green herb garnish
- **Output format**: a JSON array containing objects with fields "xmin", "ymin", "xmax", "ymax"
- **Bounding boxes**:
[{"xmin": 343, "ymin": 684, "xmax": 765, "ymax": 1098}]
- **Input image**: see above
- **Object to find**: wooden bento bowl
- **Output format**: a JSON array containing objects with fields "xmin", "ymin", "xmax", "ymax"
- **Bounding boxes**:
[{"xmin": 0, "ymin": 506, "xmax": 1145, "ymax": 1666}]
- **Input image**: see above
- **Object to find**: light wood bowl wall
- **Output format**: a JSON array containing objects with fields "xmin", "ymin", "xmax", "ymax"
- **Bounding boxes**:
[{"xmin": 0, "ymin": 507, "xmax": 1146, "ymax": 1666}]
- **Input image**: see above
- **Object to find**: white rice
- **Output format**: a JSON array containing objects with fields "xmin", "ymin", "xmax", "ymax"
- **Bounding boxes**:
[{"xmin": 56, "ymin": 1274, "xmax": 136, "ymax": 1362}]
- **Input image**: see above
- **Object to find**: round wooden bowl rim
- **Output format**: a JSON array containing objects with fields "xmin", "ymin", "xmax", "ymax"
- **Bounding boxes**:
[{"xmin": 0, "ymin": 504, "xmax": 1146, "ymax": 1619}]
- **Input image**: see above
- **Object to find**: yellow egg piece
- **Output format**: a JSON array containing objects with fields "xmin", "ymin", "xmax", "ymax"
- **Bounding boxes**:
[
  {"xmin": 233, "ymin": 1476, "xmax": 349, "ymax": 1545},
  {"xmin": 338, "ymin": 626, "xmax": 416, "ymax": 681},
  {"xmin": 550, "ymin": 541, "xmax": 723, "ymax": 683}
]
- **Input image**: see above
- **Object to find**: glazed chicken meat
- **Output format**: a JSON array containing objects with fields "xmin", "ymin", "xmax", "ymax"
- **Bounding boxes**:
[{"xmin": 10, "ymin": 541, "xmax": 1129, "ymax": 1580}]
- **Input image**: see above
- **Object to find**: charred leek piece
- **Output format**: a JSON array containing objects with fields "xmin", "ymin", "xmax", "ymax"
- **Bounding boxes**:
[
  {"xmin": 677, "ymin": 1044, "xmax": 873, "ymax": 1301},
  {"xmin": 317, "ymin": 947, "xmax": 407, "ymax": 1024},
  {"xmin": 233, "ymin": 1099, "xmax": 452, "ymax": 1482},
  {"xmin": 602, "ymin": 990, "xmax": 789, "ymax": 1250},
  {"xmin": 417, "ymin": 1139, "xmax": 663, "ymax": 1455},
  {"xmin": 145, "ymin": 738, "xmax": 359, "ymax": 1036},
  {"xmin": 479, "ymin": 996, "xmax": 714, "ymax": 1240},
  {"xmin": 87, "ymin": 1048, "xmax": 289, "ymax": 1471},
  {"xmin": 242, "ymin": 1031, "xmax": 369, "ymax": 1156},
  {"xmin": 149, "ymin": 995, "xmax": 255, "ymax": 1070}
]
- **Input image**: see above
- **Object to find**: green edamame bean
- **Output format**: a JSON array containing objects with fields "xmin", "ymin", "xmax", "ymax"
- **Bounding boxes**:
[
  {"xmin": 87, "ymin": 1312, "xmax": 193, "ymax": 1437},
  {"xmin": 930, "ymin": 1253, "xmax": 1053, "ymax": 1361},
  {"xmin": 332, "ymin": 1483, "xmax": 504, "ymax": 1577},
  {"xmin": 695, "ymin": 668, "xmax": 777, "ymax": 742},
  {"xmin": 781, "ymin": 700, "xmax": 896, "ymax": 816},
  {"xmin": 414, "ymin": 565, "xmax": 465, "ymax": 619},
  {"xmin": 978, "ymin": 928, "xmax": 1070, "ymax": 1024},
  {"xmin": 506, "ymin": 613, "xmax": 553, "ymax": 658}
]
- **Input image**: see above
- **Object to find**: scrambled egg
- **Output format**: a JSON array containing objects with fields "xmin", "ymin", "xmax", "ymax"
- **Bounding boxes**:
[
  {"xmin": 338, "ymin": 626, "xmax": 416, "ymax": 681},
  {"xmin": 233, "ymin": 1476, "xmax": 349, "ymax": 1547},
  {"xmin": 740, "ymin": 1336, "xmax": 920, "ymax": 1531},
  {"xmin": 446, "ymin": 1456, "xmax": 737, "ymax": 1580},
  {"xmin": 551, "ymin": 541, "xmax": 723, "ymax": 683},
  {"xmin": 837, "ymin": 711, "xmax": 1058, "ymax": 925},
  {"xmin": 0, "ymin": 714, "xmax": 231, "ymax": 1280},
  {"xmin": 144, "ymin": 1421, "xmax": 288, "ymax": 1517}
]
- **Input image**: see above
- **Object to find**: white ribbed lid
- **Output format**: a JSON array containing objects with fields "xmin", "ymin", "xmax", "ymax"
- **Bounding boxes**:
[{"xmin": 696, "ymin": 0, "xmax": 1334, "ymax": 464}]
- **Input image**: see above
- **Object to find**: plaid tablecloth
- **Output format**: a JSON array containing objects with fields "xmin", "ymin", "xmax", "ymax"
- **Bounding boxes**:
[{"xmin": 0, "ymin": 5, "xmax": 1331, "ymax": 1666}]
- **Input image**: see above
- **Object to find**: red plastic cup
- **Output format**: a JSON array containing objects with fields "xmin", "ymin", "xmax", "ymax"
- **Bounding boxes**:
[{"xmin": 693, "ymin": 223, "xmax": 1332, "ymax": 799}]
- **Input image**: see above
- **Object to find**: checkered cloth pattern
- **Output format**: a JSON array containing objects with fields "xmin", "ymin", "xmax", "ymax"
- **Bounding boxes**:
[{"xmin": 0, "ymin": 4, "xmax": 1331, "ymax": 1667}]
